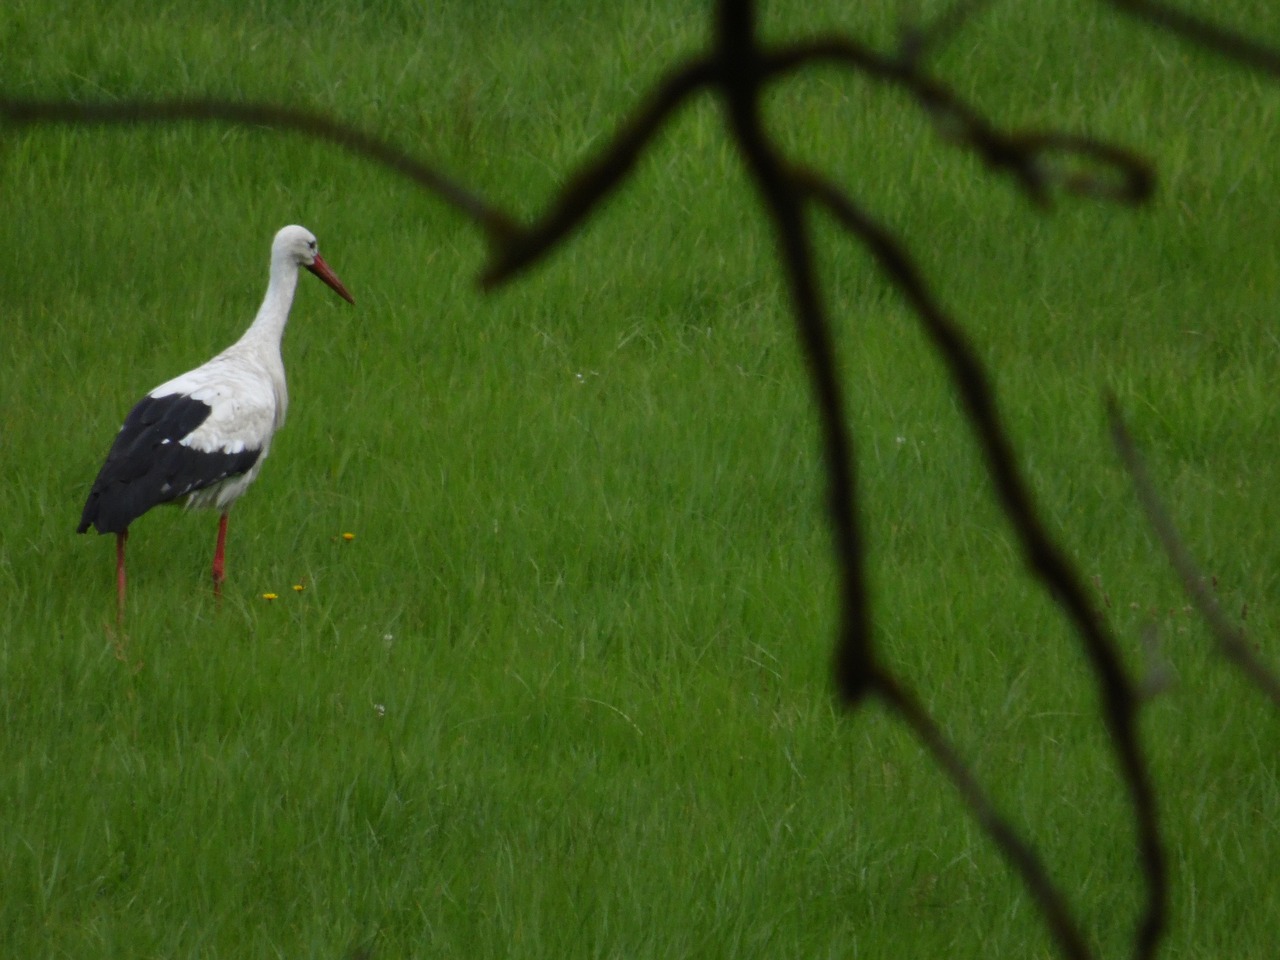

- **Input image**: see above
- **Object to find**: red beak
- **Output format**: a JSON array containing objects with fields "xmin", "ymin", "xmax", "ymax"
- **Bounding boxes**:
[{"xmin": 306, "ymin": 253, "xmax": 355, "ymax": 304}]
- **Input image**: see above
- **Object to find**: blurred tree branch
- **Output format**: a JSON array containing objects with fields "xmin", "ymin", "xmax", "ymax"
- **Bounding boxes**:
[{"xmin": 1105, "ymin": 0, "xmax": 1280, "ymax": 75}]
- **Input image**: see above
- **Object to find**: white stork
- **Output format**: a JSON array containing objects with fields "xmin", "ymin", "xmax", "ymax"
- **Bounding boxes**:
[{"xmin": 77, "ymin": 225, "xmax": 355, "ymax": 624}]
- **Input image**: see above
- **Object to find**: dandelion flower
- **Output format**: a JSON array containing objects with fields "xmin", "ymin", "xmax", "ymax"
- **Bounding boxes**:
[
  {"xmin": 292, "ymin": 583, "xmax": 305, "ymax": 593},
  {"xmin": 342, "ymin": 532, "xmax": 355, "ymax": 541},
  {"xmin": 262, "ymin": 592, "xmax": 279, "ymax": 601}
]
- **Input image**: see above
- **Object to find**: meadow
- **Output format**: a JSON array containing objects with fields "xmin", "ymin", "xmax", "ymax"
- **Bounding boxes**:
[{"xmin": 3, "ymin": 1, "xmax": 1280, "ymax": 957}]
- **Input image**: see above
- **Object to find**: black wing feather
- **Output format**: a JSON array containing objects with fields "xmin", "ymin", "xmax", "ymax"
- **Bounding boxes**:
[{"xmin": 77, "ymin": 393, "xmax": 262, "ymax": 534}]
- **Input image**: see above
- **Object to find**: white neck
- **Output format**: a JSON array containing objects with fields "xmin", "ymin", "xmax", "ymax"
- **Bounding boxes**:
[{"xmin": 239, "ymin": 253, "xmax": 301, "ymax": 348}]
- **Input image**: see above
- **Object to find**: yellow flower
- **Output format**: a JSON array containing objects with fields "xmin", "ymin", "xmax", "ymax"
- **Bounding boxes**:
[
  {"xmin": 342, "ymin": 532, "xmax": 355, "ymax": 541},
  {"xmin": 262, "ymin": 592, "xmax": 278, "ymax": 601},
  {"xmin": 292, "ymin": 583, "xmax": 305, "ymax": 592}
]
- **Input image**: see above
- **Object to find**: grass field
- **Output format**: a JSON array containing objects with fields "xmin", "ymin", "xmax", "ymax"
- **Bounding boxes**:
[{"xmin": 3, "ymin": 1, "xmax": 1280, "ymax": 957}]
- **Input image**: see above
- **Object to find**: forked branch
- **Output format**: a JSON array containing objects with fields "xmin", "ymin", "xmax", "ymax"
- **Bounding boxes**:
[{"xmin": 796, "ymin": 164, "xmax": 1165, "ymax": 960}]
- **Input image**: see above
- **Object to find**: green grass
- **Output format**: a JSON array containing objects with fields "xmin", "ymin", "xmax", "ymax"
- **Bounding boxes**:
[{"xmin": 4, "ymin": 1, "xmax": 1280, "ymax": 957}]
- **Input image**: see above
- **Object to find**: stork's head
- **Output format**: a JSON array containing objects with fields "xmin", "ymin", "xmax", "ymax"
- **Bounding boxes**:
[{"xmin": 273, "ymin": 224, "xmax": 355, "ymax": 304}]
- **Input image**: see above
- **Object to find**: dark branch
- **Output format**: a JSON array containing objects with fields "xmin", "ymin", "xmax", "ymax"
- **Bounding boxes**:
[
  {"xmin": 764, "ymin": 39, "xmax": 1153, "ymax": 207},
  {"xmin": 715, "ymin": 0, "xmax": 874, "ymax": 704},
  {"xmin": 716, "ymin": 3, "xmax": 1119, "ymax": 955},
  {"xmin": 480, "ymin": 57, "xmax": 720, "ymax": 288},
  {"xmin": 797, "ymin": 167, "xmax": 1167, "ymax": 960},
  {"xmin": 1104, "ymin": 0, "xmax": 1280, "ymax": 77},
  {"xmin": 877, "ymin": 673, "xmax": 1093, "ymax": 960}
]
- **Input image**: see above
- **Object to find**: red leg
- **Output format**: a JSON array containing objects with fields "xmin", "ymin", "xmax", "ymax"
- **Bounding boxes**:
[
  {"xmin": 212, "ymin": 512, "xmax": 229, "ymax": 598},
  {"xmin": 115, "ymin": 530, "xmax": 128, "ymax": 627}
]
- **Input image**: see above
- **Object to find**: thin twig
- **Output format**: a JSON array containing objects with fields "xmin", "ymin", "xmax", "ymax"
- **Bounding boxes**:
[
  {"xmin": 897, "ymin": 0, "xmax": 997, "ymax": 66},
  {"xmin": 0, "ymin": 97, "xmax": 514, "ymax": 240},
  {"xmin": 1108, "ymin": 399, "xmax": 1280, "ymax": 708}
]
